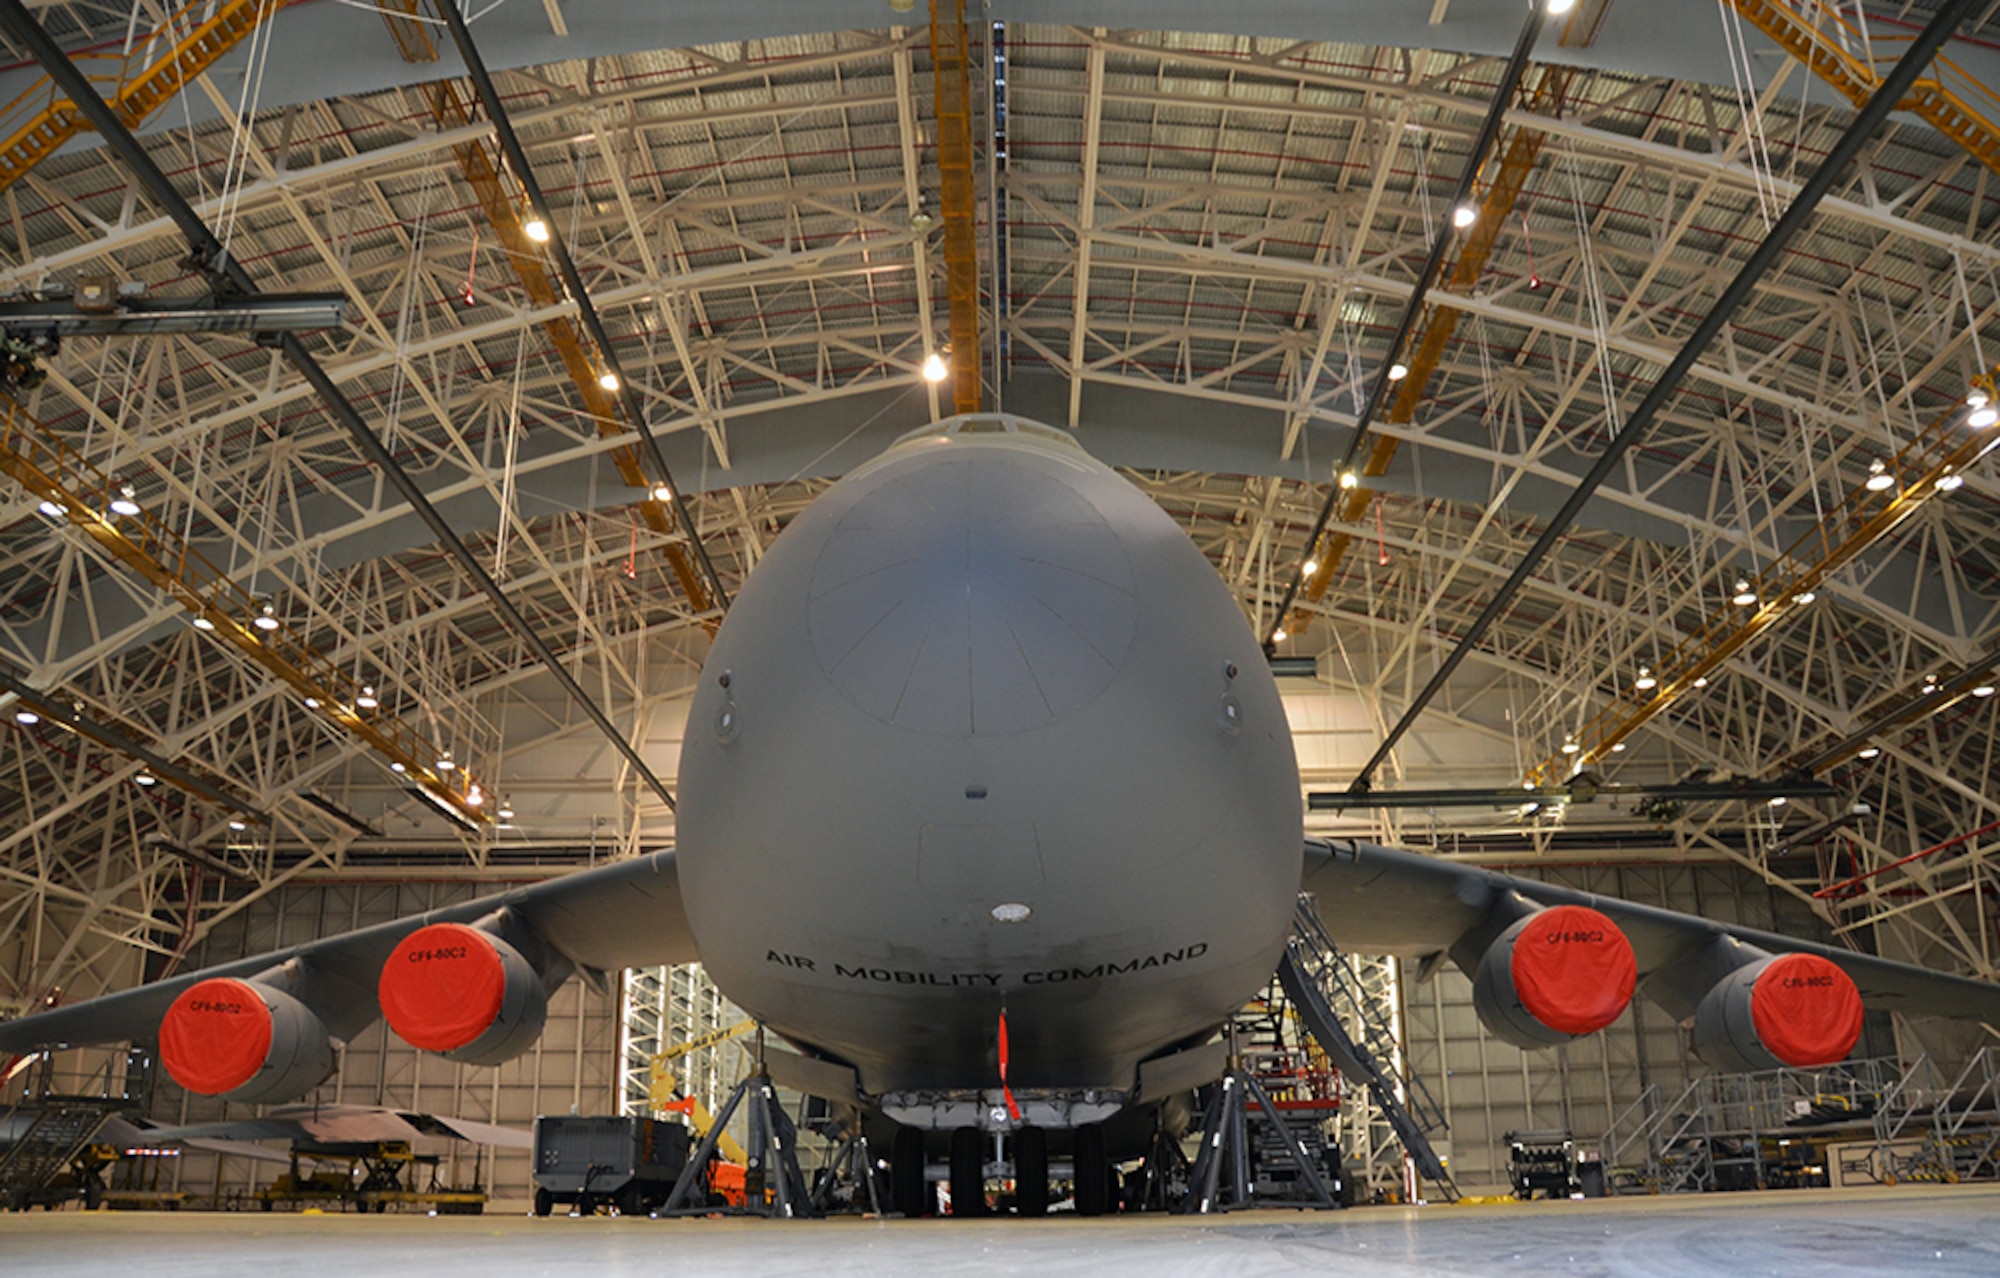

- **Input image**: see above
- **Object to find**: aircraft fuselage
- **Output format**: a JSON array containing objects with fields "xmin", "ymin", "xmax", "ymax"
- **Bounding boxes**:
[{"xmin": 677, "ymin": 415, "xmax": 1302, "ymax": 1097}]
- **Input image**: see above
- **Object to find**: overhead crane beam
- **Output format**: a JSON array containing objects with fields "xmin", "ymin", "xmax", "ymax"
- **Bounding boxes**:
[
  {"xmin": 0, "ymin": 399, "xmax": 482, "ymax": 823},
  {"xmin": 931, "ymin": 0, "xmax": 981, "ymax": 414},
  {"xmin": 0, "ymin": 652, "xmax": 260, "ymax": 820},
  {"xmin": 379, "ymin": 3, "xmax": 719, "ymax": 627},
  {"xmin": 1267, "ymin": 1, "xmax": 1550, "ymax": 649},
  {"xmin": 1291, "ymin": 66, "xmax": 1570, "ymax": 621},
  {"xmin": 1531, "ymin": 365, "xmax": 2000, "ymax": 785},
  {"xmin": 428, "ymin": 0, "xmax": 731, "ymax": 618},
  {"xmin": 0, "ymin": 0, "xmax": 278, "ymax": 196},
  {"xmin": 0, "ymin": 0, "xmax": 683, "ymax": 816},
  {"xmin": 1347, "ymin": 0, "xmax": 1982, "ymax": 794},
  {"xmin": 1724, "ymin": 0, "xmax": 2000, "ymax": 177}
]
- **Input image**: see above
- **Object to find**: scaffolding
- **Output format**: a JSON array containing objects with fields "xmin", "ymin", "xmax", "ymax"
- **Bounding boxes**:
[{"xmin": 1599, "ymin": 1055, "xmax": 1925, "ymax": 1194}]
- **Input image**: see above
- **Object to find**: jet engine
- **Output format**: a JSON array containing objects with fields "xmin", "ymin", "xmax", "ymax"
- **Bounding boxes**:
[
  {"xmin": 159, "ymin": 976, "xmax": 335, "ymax": 1102},
  {"xmin": 378, "ymin": 921, "xmax": 553, "ymax": 1065},
  {"xmin": 1469, "ymin": 904, "xmax": 1637, "ymax": 1047},
  {"xmin": 1691, "ymin": 951, "xmax": 1863, "ymax": 1072}
]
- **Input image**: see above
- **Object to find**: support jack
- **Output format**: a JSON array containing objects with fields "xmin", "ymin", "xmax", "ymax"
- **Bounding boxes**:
[
  {"xmin": 1178, "ymin": 1042, "xmax": 1339, "ymax": 1214},
  {"xmin": 659, "ymin": 1030, "xmax": 813, "ymax": 1218}
]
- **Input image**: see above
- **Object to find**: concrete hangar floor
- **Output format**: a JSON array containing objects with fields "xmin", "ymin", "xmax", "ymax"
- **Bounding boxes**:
[{"xmin": 3, "ymin": 1188, "xmax": 1999, "ymax": 1277}]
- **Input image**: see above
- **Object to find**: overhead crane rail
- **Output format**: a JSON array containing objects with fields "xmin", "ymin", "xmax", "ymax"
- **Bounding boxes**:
[
  {"xmin": 373, "ymin": 2, "xmax": 718, "ymax": 625},
  {"xmin": 1291, "ymin": 68, "xmax": 1570, "ymax": 621},
  {"xmin": 931, "ymin": 0, "xmax": 982, "ymax": 414},
  {"xmin": 1725, "ymin": 0, "xmax": 2000, "ymax": 177},
  {"xmin": 0, "ymin": 0, "xmax": 279, "ymax": 196},
  {"xmin": 0, "ymin": 399, "xmax": 488, "ymax": 824},
  {"xmin": 1530, "ymin": 364, "xmax": 2000, "ymax": 785}
]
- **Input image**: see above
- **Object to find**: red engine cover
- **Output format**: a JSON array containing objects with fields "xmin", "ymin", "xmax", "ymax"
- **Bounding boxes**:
[
  {"xmin": 379, "ymin": 922, "xmax": 508, "ymax": 1053},
  {"xmin": 160, "ymin": 977, "xmax": 271, "ymax": 1095},
  {"xmin": 1510, "ymin": 904, "xmax": 1638, "ymax": 1036},
  {"xmin": 1750, "ymin": 953, "xmax": 1864, "ymax": 1068}
]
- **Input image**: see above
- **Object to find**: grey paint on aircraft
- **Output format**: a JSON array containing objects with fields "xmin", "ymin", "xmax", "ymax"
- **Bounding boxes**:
[{"xmin": 676, "ymin": 416, "xmax": 1302, "ymax": 1093}]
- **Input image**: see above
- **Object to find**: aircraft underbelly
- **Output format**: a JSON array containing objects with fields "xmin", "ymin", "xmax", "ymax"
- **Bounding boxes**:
[{"xmin": 677, "ymin": 425, "xmax": 1302, "ymax": 1095}]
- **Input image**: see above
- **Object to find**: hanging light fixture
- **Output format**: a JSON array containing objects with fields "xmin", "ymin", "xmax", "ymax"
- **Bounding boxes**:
[
  {"xmin": 1560, "ymin": 736, "xmax": 1580, "ymax": 754},
  {"xmin": 1451, "ymin": 205, "xmax": 1477, "ymax": 229},
  {"xmin": 497, "ymin": 799, "xmax": 515, "ymax": 821},
  {"xmin": 436, "ymin": 750, "xmax": 455, "ymax": 772},
  {"xmin": 1935, "ymin": 471, "xmax": 1964, "ymax": 492},
  {"xmin": 522, "ymin": 214, "xmax": 550, "ymax": 244},
  {"xmin": 1857, "ymin": 745, "xmax": 1881, "ymax": 759},
  {"xmin": 14, "ymin": 709, "xmax": 38, "ymax": 725},
  {"xmin": 1338, "ymin": 470, "xmax": 1359, "ymax": 489},
  {"xmin": 228, "ymin": 818, "xmax": 248, "ymax": 832},
  {"xmin": 1692, "ymin": 675, "xmax": 1709, "ymax": 688},
  {"xmin": 303, "ymin": 697, "xmax": 321, "ymax": 709},
  {"xmin": 254, "ymin": 601, "xmax": 280, "ymax": 631},
  {"xmin": 1864, "ymin": 458, "xmax": 1894, "ymax": 492},
  {"xmin": 134, "ymin": 772, "xmax": 157, "ymax": 787},
  {"xmin": 1386, "ymin": 362, "xmax": 1409, "ymax": 382},
  {"xmin": 1732, "ymin": 579, "xmax": 1758, "ymax": 606},
  {"xmin": 465, "ymin": 783, "xmax": 484, "ymax": 807},
  {"xmin": 1634, "ymin": 667, "xmax": 1657, "ymax": 691},
  {"xmin": 1302, "ymin": 558, "xmax": 1319, "ymax": 576},
  {"xmin": 355, "ymin": 686, "xmax": 379, "ymax": 710},
  {"xmin": 37, "ymin": 499, "xmax": 66, "ymax": 518},
  {"xmin": 921, "ymin": 352, "xmax": 949, "ymax": 383},
  {"xmin": 109, "ymin": 484, "xmax": 141, "ymax": 517},
  {"xmin": 1973, "ymin": 684, "xmax": 1996, "ymax": 698},
  {"xmin": 1270, "ymin": 626, "xmax": 1289, "ymax": 643},
  {"xmin": 390, "ymin": 761, "xmax": 407, "ymax": 774},
  {"xmin": 1792, "ymin": 590, "xmax": 1817, "ymax": 604},
  {"xmin": 1609, "ymin": 741, "xmax": 1627, "ymax": 752},
  {"xmin": 597, "ymin": 369, "xmax": 620, "ymax": 392},
  {"xmin": 191, "ymin": 615, "xmax": 216, "ymax": 631},
  {"xmin": 651, "ymin": 483, "xmax": 674, "ymax": 503}
]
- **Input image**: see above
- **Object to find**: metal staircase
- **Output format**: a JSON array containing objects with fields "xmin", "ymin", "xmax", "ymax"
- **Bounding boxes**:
[
  {"xmin": 0, "ymin": 1098, "xmax": 118, "ymax": 1210},
  {"xmin": 1281, "ymin": 897, "xmax": 1458, "ymax": 1200}
]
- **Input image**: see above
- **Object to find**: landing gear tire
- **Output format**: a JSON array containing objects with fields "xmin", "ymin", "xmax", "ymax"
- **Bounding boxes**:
[
  {"xmin": 949, "ymin": 1126, "xmax": 985, "ymax": 1217},
  {"xmin": 1073, "ymin": 1122, "xmax": 1109, "ymax": 1217},
  {"xmin": 1014, "ymin": 1127, "xmax": 1049, "ymax": 1217},
  {"xmin": 893, "ymin": 1125, "xmax": 929, "ymax": 1217}
]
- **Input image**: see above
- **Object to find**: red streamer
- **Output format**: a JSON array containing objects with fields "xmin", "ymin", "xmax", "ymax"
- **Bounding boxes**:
[{"xmin": 997, "ymin": 1009, "xmax": 1022, "ymax": 1122}]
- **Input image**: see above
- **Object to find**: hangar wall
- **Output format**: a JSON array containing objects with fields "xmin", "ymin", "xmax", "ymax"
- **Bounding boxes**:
[{"xmin": 1398, "ymin": 859, "xmax": 1895, "ymax": 1192}]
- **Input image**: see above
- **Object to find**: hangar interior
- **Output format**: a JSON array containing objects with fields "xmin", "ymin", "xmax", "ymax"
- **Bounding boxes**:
[{"xmin": 3, "ymin": 0, "xmax": 2000, "ymax": 1214}]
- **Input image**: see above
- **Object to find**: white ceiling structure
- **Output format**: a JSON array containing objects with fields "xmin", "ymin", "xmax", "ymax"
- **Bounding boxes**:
[{"xmin": 2, "ymin": 0, "xmax": 1999, "ymax": 1018}]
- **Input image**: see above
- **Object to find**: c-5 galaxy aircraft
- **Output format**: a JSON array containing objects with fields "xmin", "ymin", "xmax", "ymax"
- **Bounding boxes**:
[{"xmin": 5, "ymin": 414, "xmax": 1998, "ymax": 1214}]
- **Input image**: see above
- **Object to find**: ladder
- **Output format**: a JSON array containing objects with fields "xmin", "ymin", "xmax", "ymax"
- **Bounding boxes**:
[
  {"xmin": 0, "ymin": 1099, "xmax": 116, "ymax": 1209},
  {"xmin": 1281, "ymin": 897, "xmax": 1458, "ymax": 1200}
]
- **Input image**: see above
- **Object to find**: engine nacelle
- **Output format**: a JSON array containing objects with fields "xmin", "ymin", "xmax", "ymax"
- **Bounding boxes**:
[
  {"xmin": 1691, "ymin": 952, "xmax": 1864, "ymax": 1072},
  {"xmin": 160, "ymin": 977, "xmax": 335, "ymax": 1102},
  {"xmin": 1470, "ymin": 905, "xmax": 1637, "ymax": 1048},
  {"xmin": 378, "ymin": 921, "xmax": 551, "ymax": 1065}
]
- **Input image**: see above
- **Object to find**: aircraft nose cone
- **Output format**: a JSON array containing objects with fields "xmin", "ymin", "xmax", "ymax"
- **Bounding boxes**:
[{"xmin": 806, "ymin": 453, "xmax": 1136, "ymax": 736}]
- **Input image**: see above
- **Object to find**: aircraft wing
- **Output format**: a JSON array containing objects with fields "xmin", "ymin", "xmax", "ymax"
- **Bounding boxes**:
[
  {"xmin": 1302, "ymin": 837, "xmax": 2000, "ymax": 1028},
  {"xmin": 136, "ymin": 1104, "xmax": 533, "ymax": 1151},
  {"xmin": 0, "ymin": 849, "xmax": 697, "ymax": 1057}
]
